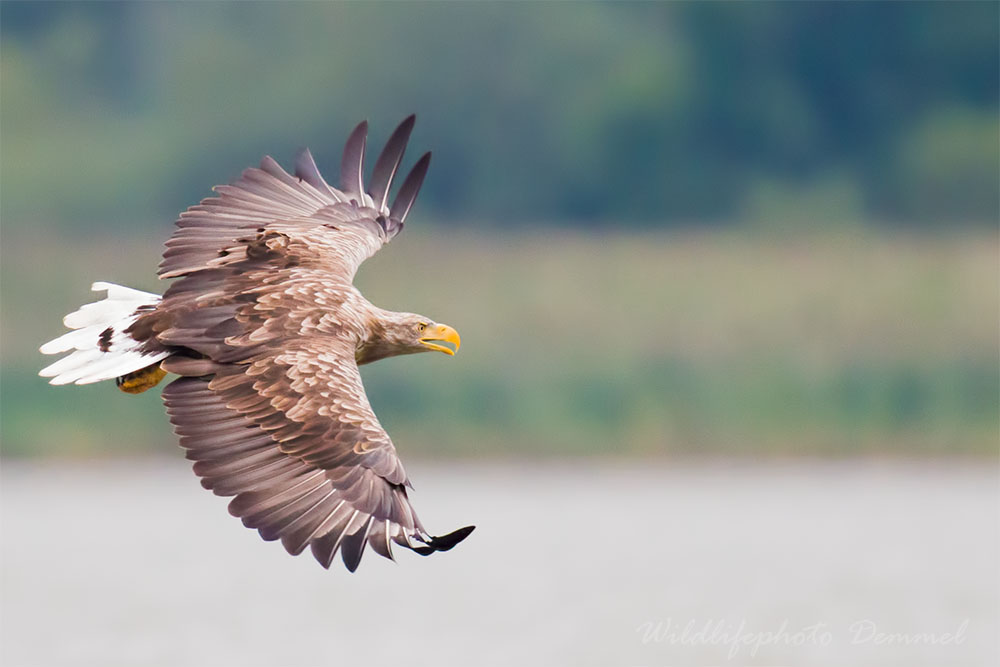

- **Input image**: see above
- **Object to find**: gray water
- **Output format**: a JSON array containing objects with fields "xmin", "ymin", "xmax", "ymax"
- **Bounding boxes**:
[{"xmin": 2, "ymin": 459, "xmax": 997, "ymax": 667}]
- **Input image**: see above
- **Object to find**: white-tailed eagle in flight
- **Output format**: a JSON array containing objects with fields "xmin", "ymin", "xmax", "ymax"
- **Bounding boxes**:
[{"xmin": 40, "ymin": 116, "xmax": 475, "ymax": 571}]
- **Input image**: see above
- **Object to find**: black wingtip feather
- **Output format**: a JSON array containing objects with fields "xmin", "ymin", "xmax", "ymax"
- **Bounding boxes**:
[{"xmin": 411, "ymin": 525, "xmax": 475, "ymax": 556}]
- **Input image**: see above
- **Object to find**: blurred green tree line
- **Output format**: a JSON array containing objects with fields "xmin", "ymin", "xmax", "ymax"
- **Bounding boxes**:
[
  {"xmin": 5, "ymin": 231, "xmax": 997, "ymax": 458},
  {"xmin": 2, "ymin": 1, "xmax": 997, "ymax": 230}
]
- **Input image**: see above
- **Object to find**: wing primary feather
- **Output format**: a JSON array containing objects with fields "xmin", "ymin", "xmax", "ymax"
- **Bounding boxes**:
[
  {"xmin": 294, "ymin": 147, "xmax": 337, "ymax": 198},
  {"xmin": 291, "ymin": 499, "xmax": 348, "ymax": 556},
  {"xmin": 308, "ymin": 510, "xmax": 353, "ymax": 569},
  {"xmin": 340, "ymin": 120, "xmax": 368, "ymax": 197},
  {"xmin": 368, "ymin": 114, "xmax": 416, "ymax": 212},
  {"xmin": 411, "ymin": 525, "xmax": 476, "ymax": 556},
  {"xmin": 389, "ymin": 152, "xmax": 431, "ymax": 223},
  {"xmin": 340, "ymin": 516, "xmax": 374, "ymax": 572},
  {"xmin": 275, "ymin": 489, "xmax": 338, "ymax": 553},
  {"xmin": 321, "ymin": 509, "xmax": 360, "ymax": 568},
  {"xmin": 368, "ymin": 520, "xmax": 395, "ymax": 561}
]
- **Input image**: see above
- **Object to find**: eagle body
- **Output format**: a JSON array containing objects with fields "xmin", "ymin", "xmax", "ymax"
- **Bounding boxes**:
[{"xmin": 40, "ymin": 117, "xmax": 473, "ymax": 571}]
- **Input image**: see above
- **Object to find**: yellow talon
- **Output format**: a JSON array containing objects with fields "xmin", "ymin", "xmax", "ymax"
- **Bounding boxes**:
[{"xmin": 117, "ymin": 364, "xmax": 168, "ymax": 394}]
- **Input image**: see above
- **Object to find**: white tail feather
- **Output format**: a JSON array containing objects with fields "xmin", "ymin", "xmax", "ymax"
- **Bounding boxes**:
[{"xmin": 40, "ymin": 282, "xmax": 169, "ymax": 386}]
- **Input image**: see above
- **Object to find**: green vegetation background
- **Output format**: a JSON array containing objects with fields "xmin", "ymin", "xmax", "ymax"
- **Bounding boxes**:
[{"xmin": 2, "ymin": 3, "xmax": 997, "ymax": 458}]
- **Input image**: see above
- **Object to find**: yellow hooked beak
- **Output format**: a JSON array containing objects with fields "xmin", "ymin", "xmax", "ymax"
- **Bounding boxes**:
[{"xmin": 419, "ymin": 323, "xmax": 461, "ymax": 356}]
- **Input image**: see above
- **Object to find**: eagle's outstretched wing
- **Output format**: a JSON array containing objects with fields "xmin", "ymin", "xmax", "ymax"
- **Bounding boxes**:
[
  {"xmin": 149, "ymin": 118, "xmax": 472, "ymax": 570},
  {"xmin": 159, "ymin": 115, "xmax": 429, "ymax": 281},
  {"xmin": 163, "ymin": 351, "xmax": 470, "ymax": 572}
]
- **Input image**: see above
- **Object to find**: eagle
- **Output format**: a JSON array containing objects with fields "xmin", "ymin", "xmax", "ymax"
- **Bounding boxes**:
[{"xmin": 39, "ymin": 116, "xmax": 475, "ymax": 571}]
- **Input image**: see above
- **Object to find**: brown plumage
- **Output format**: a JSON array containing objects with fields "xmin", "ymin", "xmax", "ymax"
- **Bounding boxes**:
[{"xmin": 39, "ymin": 117, "xmax": 474, "ymax": 571}]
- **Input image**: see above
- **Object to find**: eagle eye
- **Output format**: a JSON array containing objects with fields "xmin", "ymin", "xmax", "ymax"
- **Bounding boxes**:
[{"xmin": 416, "ymin": 323, "xmax": 427, "ymax": 333}]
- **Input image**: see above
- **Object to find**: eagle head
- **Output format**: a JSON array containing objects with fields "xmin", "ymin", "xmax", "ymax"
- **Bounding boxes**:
[{"xmin": 357, "ymin": 312, "xmax": 461, "ymax": 365}]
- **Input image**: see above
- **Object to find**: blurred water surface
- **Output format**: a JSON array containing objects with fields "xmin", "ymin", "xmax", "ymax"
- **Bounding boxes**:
[{"xmin": 2, "ymin": 458, "xmax": 996, "ymax": 666}]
